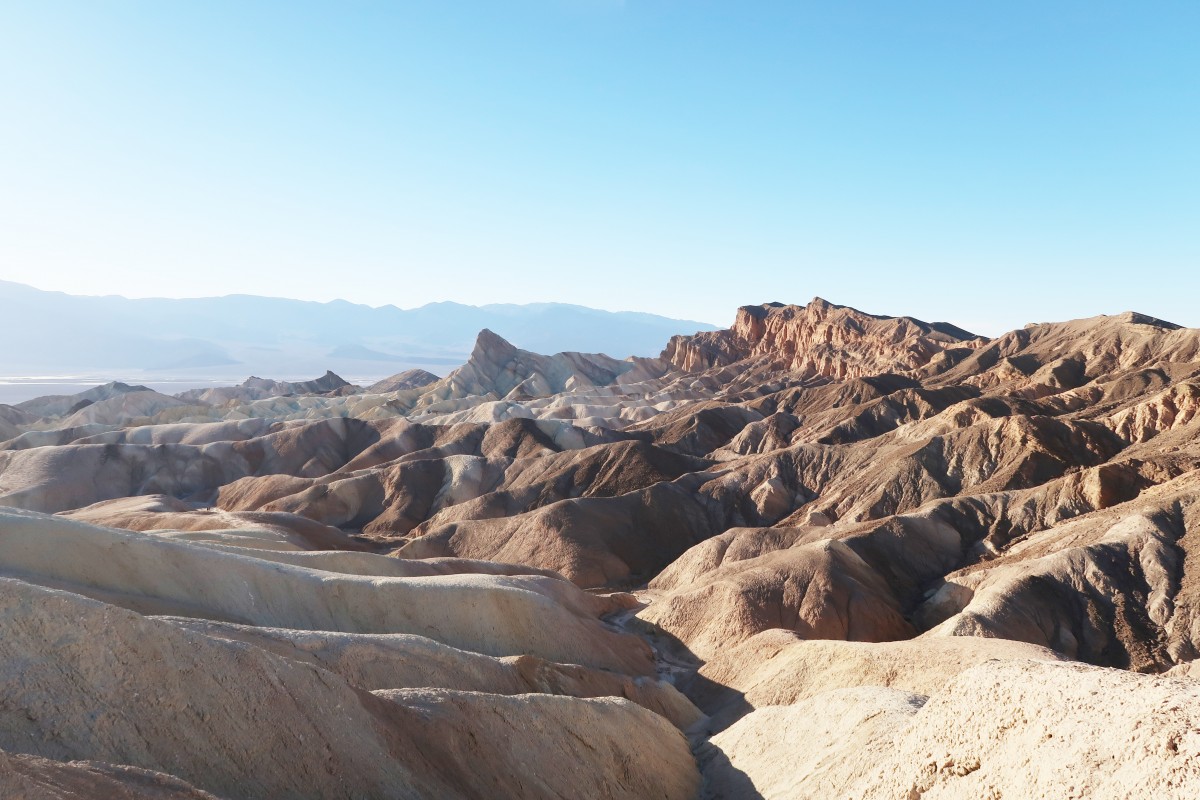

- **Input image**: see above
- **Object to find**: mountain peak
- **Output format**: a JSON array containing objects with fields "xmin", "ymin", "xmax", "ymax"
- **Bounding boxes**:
[
  {"xmin": 240, "ymin": 371, "xmax": 350, "ymax": 395},
  {"xmin": 472, "ymin": 328, "xmax": 519, "ymax": 360},
  {"xmin": 663, "ymin": 299, "xmax": 984, "ymax": 377},
  {"xmin": 1116, "ymin": 311, "xmax": 1182, "ymax": 330}
]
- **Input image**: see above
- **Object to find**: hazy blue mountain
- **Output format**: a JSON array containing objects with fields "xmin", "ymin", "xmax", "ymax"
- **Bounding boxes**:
[{"xmin": 0, "ymin": 281, "xmax": 716, "ymax": 379}]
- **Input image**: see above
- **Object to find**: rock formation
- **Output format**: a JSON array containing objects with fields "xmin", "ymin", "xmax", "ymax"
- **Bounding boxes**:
[
  {"xmin": 367, "ymin": 368, "xmax": 441, "ymax": 393},
  {"xmin": 3, "ymin": 297, "xmax": 1200, "ymax": 798},
  {"xmin": 177, "ymin": 371, "xmax": 357, "ymax": 406},
  {"xmin": 661, "ymin": 299, "xmax": 985, "ymax": 376}
]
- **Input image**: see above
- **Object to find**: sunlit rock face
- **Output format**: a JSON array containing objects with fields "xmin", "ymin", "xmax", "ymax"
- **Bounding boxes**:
[
  {"xmin": 662, "ymin": 299, "xmax": 986, "ymax": 376},
  {"xmin": 5, "ymin": 299, "xmax": 1200, "ymax": 798}
]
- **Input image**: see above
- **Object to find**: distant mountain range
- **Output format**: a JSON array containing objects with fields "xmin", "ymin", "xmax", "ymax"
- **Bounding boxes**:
[{"xmin": 0, "ymin": 281, "xmax": 717, "ymax": 378}]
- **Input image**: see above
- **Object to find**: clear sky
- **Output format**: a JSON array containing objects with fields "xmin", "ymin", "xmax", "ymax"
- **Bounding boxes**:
[{"xmin": 1, "ymin": 1, "xmax": 1196, "ymax": 335}]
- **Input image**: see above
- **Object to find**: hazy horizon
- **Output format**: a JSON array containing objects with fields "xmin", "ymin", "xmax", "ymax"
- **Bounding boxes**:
[
  {"xmin": 1, "ymin": 278, "xmax": 722, "ymax": 326},
  {"xmin": 7, "ymin": 276, "xmax": 1199, "ymax": 340},
  {"xmin": 0, "ymin": 280, "xmax": 720, "ymax": 385},
  {"xmin": 2, "ymin": 2, "xmax": 1196, "ymax": 338}
]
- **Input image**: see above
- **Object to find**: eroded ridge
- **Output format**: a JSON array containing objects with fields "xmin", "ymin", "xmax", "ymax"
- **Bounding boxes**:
[{"xmin": 3, "ymin": 299, "xmax": 1200, "ymax": 798}]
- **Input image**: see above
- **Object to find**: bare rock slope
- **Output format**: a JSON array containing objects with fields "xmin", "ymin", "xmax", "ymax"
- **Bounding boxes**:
[
  {"xmin": 0, "ymin": 511, "xmax": 699, "ymax": 799},
  {"xmin": 4, "ymin": 297, "xmax": 1200, "ymax": 797}
]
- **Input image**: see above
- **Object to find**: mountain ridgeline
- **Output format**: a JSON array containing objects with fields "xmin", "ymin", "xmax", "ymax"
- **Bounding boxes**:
[
  {"xmin": 0, "ymin": 280, "xmax": 717, "ymax": 376},
  {"xmin": 3, "ymin": 296, "xmax": 1200, "ymax": 798}
]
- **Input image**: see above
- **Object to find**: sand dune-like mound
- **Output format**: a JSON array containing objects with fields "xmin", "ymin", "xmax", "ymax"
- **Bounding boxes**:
[
  {"xmin": 61, "ymin": 494, "xmax": 369, "ymax": 552},
  {"xmin": 0, "ymin": 578, "xmax": 698, "ymax": 799},
  {"xmin": 367, "ymin": 368, "xmax": 441, "ymax": 393},
  {"xmin": 0, "ymin": 508, "xmax": 653, "ymax": 673},
  {"xmin": 0, "ymin": 417, "xmax": 393, "ymax": 513},
  {"xmin": 14, "ymin": 381, "xmax": 152, "ymax": 420},
  {"xmin": 397, "ymin": 478, "xmax": 720, "ymax": 586},
  {"xmin": 4, "ymin": 297, "xmax": 1200, "ymax": 796},
  {"xmin": 639, "ymin": 538, "xmax": 914, "ymax": 659},
  {"xmin": 221, "ymin": 437, "xmax": 705, "ymax": 545},
  {"xmin": 692, "ymin": 629, "xmax": 1064, "ymax": 728},
  {"xmin": 703, "ymin": 659, "xmax": 1200, "ymax": 799},
  {"xmin": 56, "ymin": 389, "xmax": 192, "ymax": 427},
  {"xmin": 0, "ymin": 749, "xmax": 220, "ymax": 799},
  {"xmin": 178, "ymin": 371, "xmax": 357, "ymax": 406},
  {"xmin": 163, "ymin": 617, "xmax": 703, "ymax": 729}
]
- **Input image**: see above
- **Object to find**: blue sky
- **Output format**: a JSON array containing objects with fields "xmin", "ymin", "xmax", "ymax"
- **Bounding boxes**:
[{"xmin": 1, "ymin": 1, "xmax": 1196, "ymax": 335}]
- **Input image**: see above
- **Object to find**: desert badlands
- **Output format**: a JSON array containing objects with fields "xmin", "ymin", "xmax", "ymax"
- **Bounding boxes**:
[{"xmin": 3, "ymin": 297, "xmax": 1200, "ymax": 799}]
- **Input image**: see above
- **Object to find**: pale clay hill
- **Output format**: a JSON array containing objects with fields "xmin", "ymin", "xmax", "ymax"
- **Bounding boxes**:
[{"xmin": 1, "ymin": 297, "xmax": 1200, "ymax": 798}]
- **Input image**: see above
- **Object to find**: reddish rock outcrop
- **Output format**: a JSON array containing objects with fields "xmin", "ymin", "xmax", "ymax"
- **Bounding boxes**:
[{"xmin": 662, "ymin": 299, "xmax": 986, "ymax": 377}]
